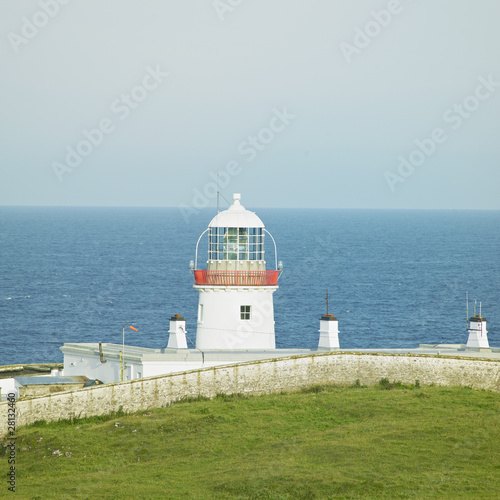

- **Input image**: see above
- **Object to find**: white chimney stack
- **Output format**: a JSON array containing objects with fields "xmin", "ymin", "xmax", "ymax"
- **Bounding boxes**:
[
  {"xmin": 167, "ymin": 314, "xmax": 188, "ymax": 349},
  {"xmin": 318, "ymin": 314, "xmax": 340, "ymax": 350},
  {"xmin": 466, "ymin": 310, "xmax": 489, "ymax": 349}
]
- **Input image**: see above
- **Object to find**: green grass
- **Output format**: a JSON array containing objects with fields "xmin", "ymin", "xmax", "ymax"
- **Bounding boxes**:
[{"xmin": 3, "ymin": 383, "xmax": 500, "ymax": 499}]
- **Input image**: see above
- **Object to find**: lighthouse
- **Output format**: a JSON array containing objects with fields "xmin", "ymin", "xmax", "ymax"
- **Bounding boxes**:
[{"xmin": 192, "ymin": 194, "xmax": 281, "ymax": 350}]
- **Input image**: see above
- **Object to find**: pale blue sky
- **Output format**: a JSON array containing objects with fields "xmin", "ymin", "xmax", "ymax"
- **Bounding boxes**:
[{"xmin": 1, "ymin": 0, "xmax": 499, "ymax": 209}]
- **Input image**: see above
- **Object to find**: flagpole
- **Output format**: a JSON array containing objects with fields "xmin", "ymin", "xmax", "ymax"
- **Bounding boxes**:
[{"xmin": 121, "ymin": 323, "xmax": 138, "ymax": 382}]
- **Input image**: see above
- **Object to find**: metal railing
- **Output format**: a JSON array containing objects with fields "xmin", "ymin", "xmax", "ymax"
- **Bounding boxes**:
[{"xmin": 194, "ymin": 270, "xmax": 279, "ymax": 286}]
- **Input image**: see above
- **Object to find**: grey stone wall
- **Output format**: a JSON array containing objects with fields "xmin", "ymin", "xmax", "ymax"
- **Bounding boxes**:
[{"xmin": 1, "ymin": 352, "xmax": 499, "ymax": 438}]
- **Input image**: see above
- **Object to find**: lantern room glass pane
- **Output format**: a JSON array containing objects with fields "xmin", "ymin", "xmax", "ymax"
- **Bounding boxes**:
[
  {"xmin": 210, "ymin": 226, "xmax": 264, "ymax": 261},
  {"xmin": 223, "ymin": 227, "xmax": 238, "ymax": 260},
  {"xmin": 209, "ymin": 227, "xmax": 227, "ymax": 260},
  {"xmin": 238, "ymin": 228, "xmax": 248, "ymax": 260}
]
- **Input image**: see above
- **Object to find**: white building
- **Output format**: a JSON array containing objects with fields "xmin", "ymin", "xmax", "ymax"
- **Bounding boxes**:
[
  {"xmin": 61, "ymin": 194, "xmax": 316, "ymax": 383},
  {"xmin": 60, "ymin": 195, "xmax": 498, "ymax": 386}
]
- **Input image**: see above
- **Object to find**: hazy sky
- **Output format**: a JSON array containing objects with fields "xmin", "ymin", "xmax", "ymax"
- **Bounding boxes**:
[{"xmin": 1, "ymin": 0, "xmax": 499, "ymax": 209}]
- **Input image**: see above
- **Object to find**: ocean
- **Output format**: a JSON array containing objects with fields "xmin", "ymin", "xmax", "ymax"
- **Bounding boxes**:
[{"xmin": 1, "ymin": 207, "xmax": 499, "ymax": 367}]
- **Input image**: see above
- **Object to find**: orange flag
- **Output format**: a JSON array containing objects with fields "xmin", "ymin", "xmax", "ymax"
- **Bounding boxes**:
[{"xmin": 129, "ymin": 326, "xmax": 138, "ymax": 332}]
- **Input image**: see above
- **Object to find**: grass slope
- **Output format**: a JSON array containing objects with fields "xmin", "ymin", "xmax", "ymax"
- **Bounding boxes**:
[{"xmin": 3, "ymin": 382, "xmax": 500, "ymax": 499}]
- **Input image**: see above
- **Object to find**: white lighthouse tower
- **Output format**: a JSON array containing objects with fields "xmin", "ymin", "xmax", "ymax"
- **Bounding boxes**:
[{"xmin": 192, "ymin": 194, "xmax": 281, "ymax": 350}]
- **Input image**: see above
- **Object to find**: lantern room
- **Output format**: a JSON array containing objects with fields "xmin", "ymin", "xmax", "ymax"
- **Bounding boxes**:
[{"xmin": 193, "ymin": 193, "xmax": 280, "ymax": 286}]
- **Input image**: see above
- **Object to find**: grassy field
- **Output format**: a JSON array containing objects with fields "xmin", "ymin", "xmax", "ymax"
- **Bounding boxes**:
[{"xmin": 3, "ymin": 381, "xmax": 500, "ymax": 499}]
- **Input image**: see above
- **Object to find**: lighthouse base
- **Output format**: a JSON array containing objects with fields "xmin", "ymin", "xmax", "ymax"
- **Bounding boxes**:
[{"xmin": 194, "ymin": 285, "xmax": 277, "ymax": 350}]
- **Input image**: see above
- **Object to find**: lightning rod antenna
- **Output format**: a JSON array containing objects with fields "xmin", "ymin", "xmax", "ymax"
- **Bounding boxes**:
[{"xmin": 217, "ymin": 174, "xmax": 220, "ymax": 214}]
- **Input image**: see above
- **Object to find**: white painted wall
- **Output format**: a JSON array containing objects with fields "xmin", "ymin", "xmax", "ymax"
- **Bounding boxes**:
[
  {"xmin": 0, "ymin": 378, "xmax": 17, "ymax": 400},
  {"xmin": 318, "ymin": 316, "xmax": 339, "ymax": 349},
  {"xmin": 62, "ymin": 349, "xmax": 231, "ymax": 383},
  {"xmin": 167, "ymin": 317, "xmax": 188, "ymax": 349},
  {"xmin": 63, "ymin": 352, "xmax": 122, "ymax": 384},
  {"xmin": 195, "ymin": 285, "xmax": 277, "ymax": 350}
]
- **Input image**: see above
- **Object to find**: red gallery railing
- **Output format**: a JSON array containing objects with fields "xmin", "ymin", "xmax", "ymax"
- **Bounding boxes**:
[{"xmin": 194, "ymin": 270, "xmax": 279, "ymax": 286}]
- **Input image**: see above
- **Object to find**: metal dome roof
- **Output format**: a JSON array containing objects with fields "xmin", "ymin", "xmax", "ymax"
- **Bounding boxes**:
[{"xmin": 208, "ymin": 194, "xmax": 264, "ymax": 228}]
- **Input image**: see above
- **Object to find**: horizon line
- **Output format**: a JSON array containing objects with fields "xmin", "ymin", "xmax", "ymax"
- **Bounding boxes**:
[{"xmin": 1, "ymin": 205, "xmax": 499, "ymax": 211}]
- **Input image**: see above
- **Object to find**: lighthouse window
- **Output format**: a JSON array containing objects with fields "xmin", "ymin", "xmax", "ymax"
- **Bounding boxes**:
[{"xmin": 240, "ymin": 305, "xmax": 251, "ymax": 320}]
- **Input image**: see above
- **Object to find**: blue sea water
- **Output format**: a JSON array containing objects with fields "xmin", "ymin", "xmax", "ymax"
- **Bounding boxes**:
[{"xmin": 0, "ymin": 207, "xmax": 499, "ymax": 367}]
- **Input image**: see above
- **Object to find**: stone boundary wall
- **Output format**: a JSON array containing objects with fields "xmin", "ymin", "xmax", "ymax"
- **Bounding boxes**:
[{"xmin": 1, "ymin": 352, "xmax": 499, "ymax": 438}]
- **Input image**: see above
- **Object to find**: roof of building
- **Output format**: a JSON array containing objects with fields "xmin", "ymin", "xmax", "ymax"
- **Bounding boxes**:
[
  {"xmin": 14, "ymin": 376, "xmax": 89, "ymax": 386},
  {"xmin": 209, "ymin": 193, "xmax": 264, "ymax": 228},
  {"xmin": 60, "ymin": 342, "xmax": 500, "ymax": 363}
]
